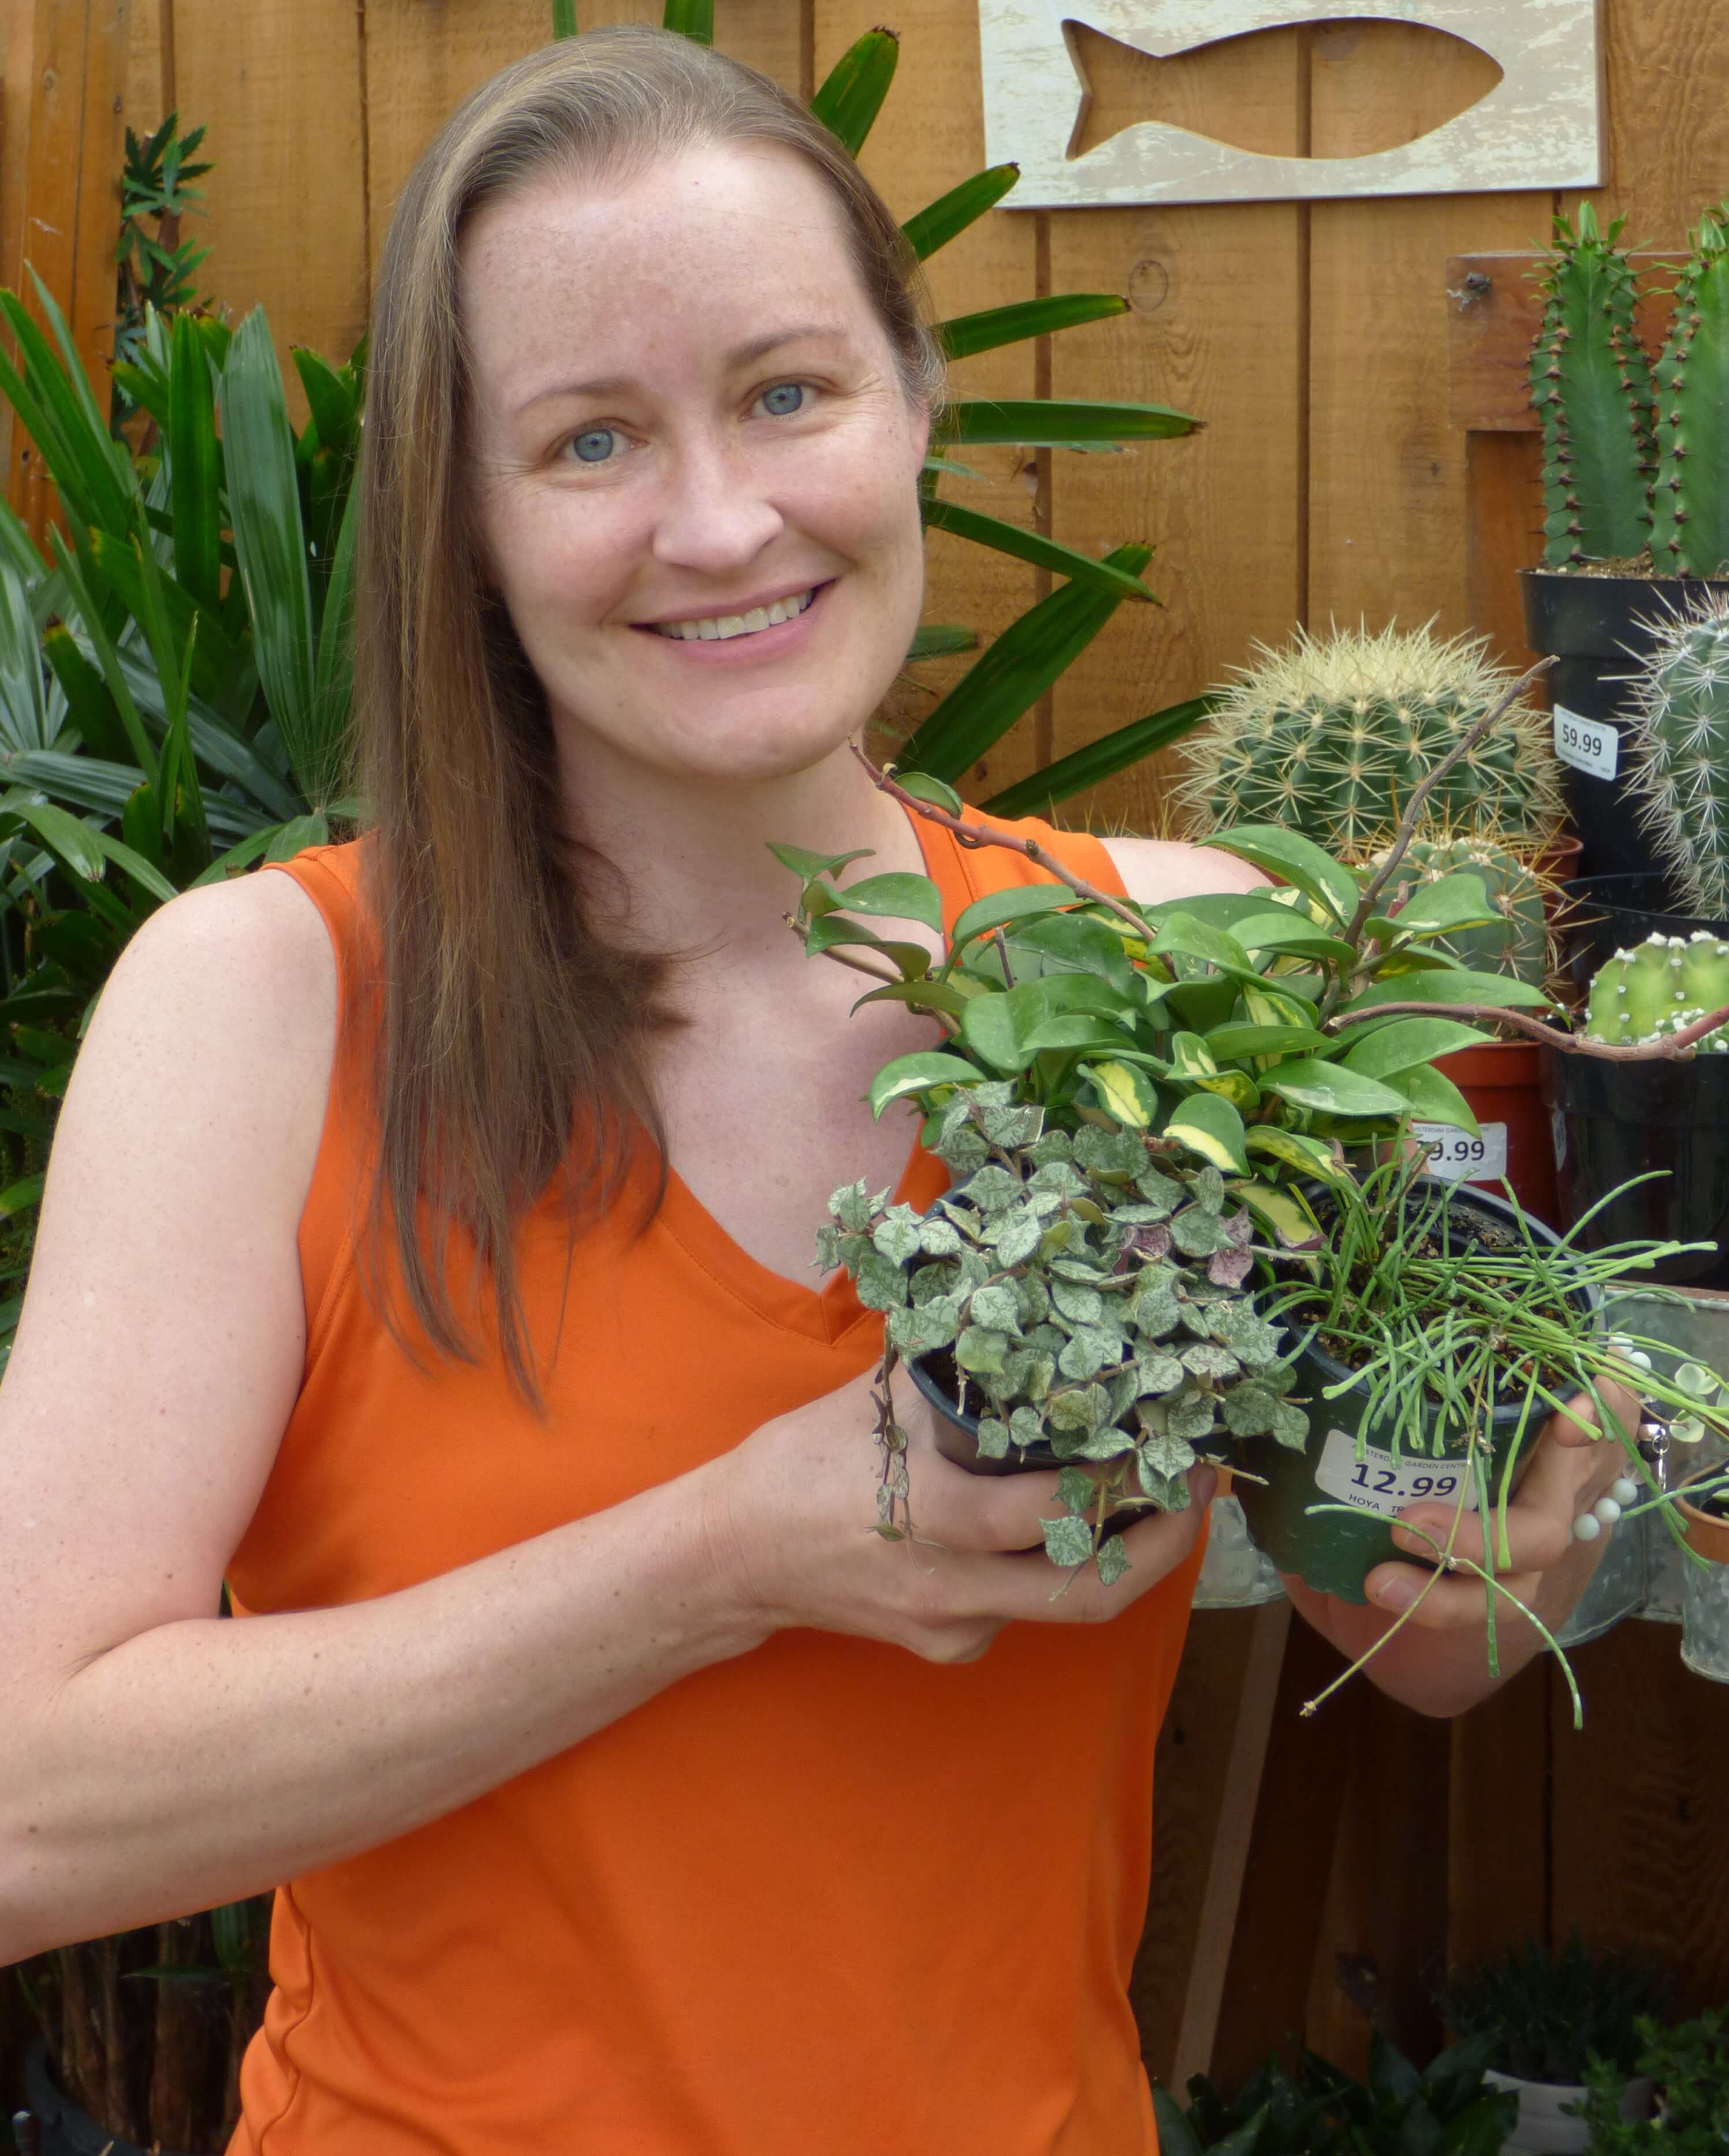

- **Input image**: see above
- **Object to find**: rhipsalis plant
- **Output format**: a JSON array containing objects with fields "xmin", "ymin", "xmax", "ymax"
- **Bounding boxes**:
[
  {"xmin": 1177, "ymin": 622, "xmax": 1562, "ymax": 859},
  {"xmin": 1652, "ymin": 204, "xmax": 1729, "ymax": 576},
  {"xmin": 1623, "ymin": 592, "xmax": 1729, "ymax": 915},
  {"xmin": 1531, "ymin": 204, "xmax": 1657, "ymax": 566}
]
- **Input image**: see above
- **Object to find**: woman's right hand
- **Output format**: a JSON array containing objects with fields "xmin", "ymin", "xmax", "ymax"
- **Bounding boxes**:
[{"xmin": 704, "ymin": 1366, "xmax": 1216, "ymax": 1663}]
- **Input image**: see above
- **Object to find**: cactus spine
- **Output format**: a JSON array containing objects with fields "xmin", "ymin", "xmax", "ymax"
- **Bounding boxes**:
[
  {"xmin": 1179, "ymin": 622, "xmax": 1563, "ymax": 859},
  {"xmin": 1586, "ymin": 931, "xmax": 1729, "ymax": 1049},
  {"xmin": 1372, "ymin": 835, "xmax": 1551, "ymax": 985},
  {"xmin": 1624, "ymin": 592, "xmax": 1729, "ymax": 920},
  {"xmin": 1651, "ymin": 204, "xmax": 1729, "ymax": 576},
  {"xmin": 1531, "ymin": 205, "xmax": 1656, "ymax": 566}
]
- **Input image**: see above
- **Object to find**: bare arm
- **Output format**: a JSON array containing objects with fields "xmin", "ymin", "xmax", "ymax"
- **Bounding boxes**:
[{"xmin": 0, "ymin": 874, "xmax": 1210, "ymax": 1959}]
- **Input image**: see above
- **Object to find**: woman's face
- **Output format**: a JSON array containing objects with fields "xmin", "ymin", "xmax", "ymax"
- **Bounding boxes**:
[{"xmin": 461, "ymin": 141, "xmax": 931, "ymax": 791}]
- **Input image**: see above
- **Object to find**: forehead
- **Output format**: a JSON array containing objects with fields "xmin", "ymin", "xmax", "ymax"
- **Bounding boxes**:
[{"xmin": 459, "ymin": 143, "xmax": 873, "ymax": 396}]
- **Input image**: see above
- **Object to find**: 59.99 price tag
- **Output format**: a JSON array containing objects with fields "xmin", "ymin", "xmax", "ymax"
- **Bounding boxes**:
[
  {"xmin": 1411, "ymin": 1121, "xmax": 1508, "ymax": 1183},
  {"xmin": 1552, "ymin": 703, "xmax": 1619, "ymax": 779}
]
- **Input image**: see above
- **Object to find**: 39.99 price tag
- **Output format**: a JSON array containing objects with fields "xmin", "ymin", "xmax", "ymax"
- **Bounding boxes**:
[
  {"xmin": 1411, "ymin": 1121, "xmax": 1508, "ymax": 1184},
  {"xmin": 1313, "ymin": 1428, "xmax": 1481, "ymax": 1519},
  {"xmin": 1552, "ymin": 704, "xmax": 1619, "ymax": 779}
]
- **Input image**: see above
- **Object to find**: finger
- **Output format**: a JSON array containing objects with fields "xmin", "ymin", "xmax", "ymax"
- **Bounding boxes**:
[
  {"xmin": 1544, "ymin": 1381, "xmax": 1642, "ymax": 1448},
  {"xmin": 1391, "ymin": 1502, "xmax": 1574, "ymax": 1579},
  {"xmin": 1363, "ymin": 1557, "xmax": 1546, "ymax": 1628}
]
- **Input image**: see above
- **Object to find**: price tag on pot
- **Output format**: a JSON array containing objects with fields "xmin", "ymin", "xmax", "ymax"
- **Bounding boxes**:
[
  {"xmin": 1314, "ymin": 1428, "xmax": 1481, "ymax": 1519},
  {"xmin": 1552, "ymin": 704, "xmax": 1619, "ymax": 779},
  {"xmin": 1411, "ymin": 1121, "xmax": 1508, "ymax": 1184}
]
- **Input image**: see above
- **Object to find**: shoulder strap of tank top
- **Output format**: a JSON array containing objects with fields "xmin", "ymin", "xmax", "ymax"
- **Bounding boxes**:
[
  {"xmin": 260, "ymin": 841, "xmax": 380, "ymax": 1366},
  {"xmin": 910, "ymin": 805, "xmax": 1128, "ymax": 925}
]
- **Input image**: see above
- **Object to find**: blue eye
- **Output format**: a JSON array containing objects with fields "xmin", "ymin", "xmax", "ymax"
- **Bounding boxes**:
[
  {"xmin": 570, "ymin": 427, "xmax": 617, "ymax": 464},
  {"xmin": 760, "ymin": 383, "xmax": 804, "ymax": 417}
]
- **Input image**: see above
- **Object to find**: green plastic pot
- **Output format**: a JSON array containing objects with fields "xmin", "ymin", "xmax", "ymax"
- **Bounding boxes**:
[{"xmin": 1234, "ymin": 1183, "xmax": 1603, "ymax": 1604}]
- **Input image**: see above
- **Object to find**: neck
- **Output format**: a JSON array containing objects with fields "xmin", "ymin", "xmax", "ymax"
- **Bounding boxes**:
[{"xmin": 554, "ymin": 733, "xmax": 923, "ymax": 961}]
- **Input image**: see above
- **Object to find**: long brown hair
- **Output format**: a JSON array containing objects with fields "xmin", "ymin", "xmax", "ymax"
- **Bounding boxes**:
[{"xmin": 351, "ymin": 27, "xmax": 942, "ymax": 1406}]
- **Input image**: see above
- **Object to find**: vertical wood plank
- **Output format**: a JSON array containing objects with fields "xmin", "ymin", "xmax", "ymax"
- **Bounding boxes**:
[
  {"xmin": 815, "ymin": 0, "xmax": 1039, "ymax": 792},
  {"xmin": 173, "ymin": 0, "xmax": 368, "ymax": 412},
  {"xmin": 1445, "ymin": 1656, "xmax": 1549, "ymax": 1974},
  {"xmin": 1044, "ymin": 33, "xmax": 1303, "ymax": 836},
  {"xmin": 1306, "ymin": 24, "xmax": 1552, "ymax": 639},
  {"xmin": 1571, "ymin": 0, "xmax": 1729, "ymax": 238}
]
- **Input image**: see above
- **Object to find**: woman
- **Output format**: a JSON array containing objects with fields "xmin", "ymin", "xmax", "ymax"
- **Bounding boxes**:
[{"xmin": 0, "ymin": 29, "xmax": 1627, "ymax": 2154}]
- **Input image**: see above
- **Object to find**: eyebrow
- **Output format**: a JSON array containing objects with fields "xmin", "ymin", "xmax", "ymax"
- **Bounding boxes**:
[{"xmin": 513, "ymin": 324, "xmax": 849, "ymax": 415}]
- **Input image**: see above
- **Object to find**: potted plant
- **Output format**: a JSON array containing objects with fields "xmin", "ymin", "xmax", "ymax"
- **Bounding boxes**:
[
  {"xmin": 1521, "ymin": 204, "xmax": 1729, "ymax": 886},
  {"xmin": 1578, "ymin": 2010, "xmax": 1729, "ymax": 2156},
  {"xmin": 781, "ymin": 687, "xmax": 1729, "ymax": 1681},
  {"xmin": 1152, "ymin": 2032, "xmax": 1519, "ymax": 2156},
  {"xmin": 1176, "ymin": 622, "xmax": 1567, "ymax": 1218},
  {"xmin": 1439, "ymin": 1934, "xmax": 1666, "ymax": 2155}
]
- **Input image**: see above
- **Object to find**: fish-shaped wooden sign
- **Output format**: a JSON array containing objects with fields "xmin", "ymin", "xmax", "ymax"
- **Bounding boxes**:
[{"xmin": 978, "ymin": 0, "xmax": 1601, "ymax": 207}]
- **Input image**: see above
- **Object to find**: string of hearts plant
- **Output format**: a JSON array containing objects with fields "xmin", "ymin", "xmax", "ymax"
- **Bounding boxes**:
[{"xmin": 777, "ymin": 665, "xmax": 1729, "ymax": 1657}]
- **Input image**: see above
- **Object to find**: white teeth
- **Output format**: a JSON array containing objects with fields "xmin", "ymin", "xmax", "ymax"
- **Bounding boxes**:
[{"xmin": 652, "ymin": 588, "xmax": 814, "ymax": 641}]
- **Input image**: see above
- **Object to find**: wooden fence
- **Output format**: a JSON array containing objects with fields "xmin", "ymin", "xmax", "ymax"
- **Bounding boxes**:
[{"xmin": 9, "ymin": 0, "xmax": 1729, "ymax": 2098}]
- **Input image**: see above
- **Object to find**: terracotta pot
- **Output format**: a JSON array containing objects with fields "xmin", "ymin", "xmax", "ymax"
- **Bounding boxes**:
[
  {"xmin": 1423, "ymin": 1041, "xmax": 1560, "ymax": 1226},
  {"xmin": 1678, "ymin": 1492, "xmax": 1729, "ymax": 1564},
  {"xmin": 1531, "ymin": 832, "xmax": 1584, "ymax": 886}
]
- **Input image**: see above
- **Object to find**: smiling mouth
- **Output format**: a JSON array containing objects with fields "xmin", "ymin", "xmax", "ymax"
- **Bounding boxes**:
[{"xmin": 644, "ymin": 587, "xmax": 819, "ymax": 643}]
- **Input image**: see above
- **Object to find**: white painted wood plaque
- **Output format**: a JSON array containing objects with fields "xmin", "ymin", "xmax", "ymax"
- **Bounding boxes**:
[{"xmin": 977, "ymin": 0, "xmax": 1603, "ymax": 209}]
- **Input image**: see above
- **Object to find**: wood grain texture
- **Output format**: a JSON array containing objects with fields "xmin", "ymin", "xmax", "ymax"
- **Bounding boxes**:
[
  {"xmin": 1044, "ymin": 21, "xmax": 1303, "ymax": 835},
  {"xmin": 1571, "ymin": 0, "xmax": 1729, "ymax": 238},
  {"xmin": 815, "ymin": 0, "xmax": 1041, "ymax": 796},
  {"xmin": 1445, "ymin": 1653, "xmax": 1548, "ymax": 1972},
  {"xmin": 173, "ymin": 0, "xmax": 368, "ymax": 415}
]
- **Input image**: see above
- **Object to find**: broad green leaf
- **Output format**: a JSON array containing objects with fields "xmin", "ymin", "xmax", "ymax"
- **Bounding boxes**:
[
  {"xmin": 942, "ymin": 399, "xmax": 1198, "ymax": 447},
  {"xmin": 292, "ymin": 345, "xmax": 359, "ymax": 455},
  {"xmin": 1197, "ymin": 824, "xmax": 1358, "ymax": 928},
  {"xmin": 262, "ymin": 812, "xmax": 329, "ymax": 864},
  {"xmin": 810, "ymin": 28, "xmax": 897, "ymax": 155},
  {"xmin": 0, "ymin": 1173, "xmax": 44, "ymax": 1219},
  {"xmin": 1341, "ymin": 969, "xmax": 1552, "ymax": 1013},
  {"xmin": 219, "ymin": 310, "xmax": 322, "ymax": 799},
  {"xmin": 850, "ymin": 979, "xmax": 972, "ymax": 1020},
  {"xmin": 1243, "ymin": 982, "xmax": 1322, "ymax": 1029},
  {"xmin": 949, "ymin": 883, "xmax": 1076, "ymax": 956},
  {"xmin": 937, "ymin": 293, "xmax": 1128, "ymax": 361},
  {"xmin": 921, "ymin": 496, "xmax": 1155, "ymax": 602},
  {"xmin": 1375, "ymin": 871, "xmax": 1498, "ymax": 939},
  {"xmin": 1020, "ymin": 1019, "xmax": 1137, "ymax": 1057},
  {"xmin": 1244, "ymin": 1125, "xmax": 1347, "ymax": 1180},
  {"xmin": 47, "ymin": 534, "xmax": 157, "ymax": 781},
  {"xmin": 980, "ymin": 695, "xmax": 1215, "ymax": 819},
  {"xmin": 1162, "ymin": 1091, "xmax": 1249, "ymax": 1173},
  {"xmin": 169, "ymin": 310, "xmax": 221, "ymax": 614},
  {"xmin": 1387, "ymin": 1061, "xmax": 1482, "ymax": 1140},
  {"xmin": 1085, "ymin": 1058, "xmax": 1157, "ymax": 1128},
  {"xmin": 662, "ymin": 0, "xmax": 712, "ymax": 42},
  {"xmin": 897, "ymin": 546, "xmax": 1152, "ymax": 782},
  {"xmin": 906, "ymin": 624, "xmax": 977, "ymax": 662},
  {"xmin": 312, "ymin": 468, "xmax": 360, "ymax": 773},
  {"xmin": 0, "ymin": 286, "xmax": 137, "ymax": 540},
  {"xmin": 1204, "ymin": 1021, "xmax": 1329, "ymax": 1060},
  {"xmin": 8, "ymin": 800, "xmax": 107, "ymax": 882},
  {"xmin": 91, "ymin": 826, "xmax": 179, "ymax": 904},
  {"xmin": 767, "ymin": 841, "xmax": 874, "ymax": 883},
  {"xmin": 1150, "ymin": 912, "xmax": 1254, "ymax": 975},
  {"xmin": 1337, "ymin": 1016, "xmax": 1493, "ymax": 1079},
  {"xmin": 890, "ymin": 770, "xmax": 964, "ymax": 813},
  {"xmin": 825, "ymin": 871, "xmax": 942, "ymax": 932},
  {"xmin": 551, "ymin": 0, "xmax": 577, "ymax": 35},
  {"xmin": 1231, "ymin": 1178, "xmax": 1322, "ymax": 1249},
  {"xmin": 1228, "ymin": 911, "xmax": 1358, "ymax": 965},
  {"xmin": 866, "ymin": 1050, "xmax": 981, "ymax": 1117},
  {"xmin": 959, "ymin": 992, "xmax": 1024, "ymax": 1073},
  {"xmin": 1150, "ymin": 2086, "xmax": 1206, "ymax": 2156},
  {"xmin": 1263, "ymin": 1059, "xmax": 1410, "ymax": 1117},
  {"xmin": 900, "ymin": 165, "xmax": 1020, "ymax": 261}
]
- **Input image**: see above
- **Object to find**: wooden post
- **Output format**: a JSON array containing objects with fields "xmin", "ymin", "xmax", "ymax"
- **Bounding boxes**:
[{"xmin": 0, "ymin": 0, "xmax": 133, "ymax": 546}]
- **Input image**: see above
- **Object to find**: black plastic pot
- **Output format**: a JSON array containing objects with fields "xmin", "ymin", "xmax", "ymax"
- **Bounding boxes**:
[
  {"xmin": 1556, "ymin": 872, "xmax": 1729, "ymax": 995},
  {"xmin": 21, "ymin": 2045, "xmax": 188, "ymax": 2156},
  {"xmin": 1521, "ymin": 569, "xmax": 1729, "ymax": 881},
  {"xmin": 1232, "ymin": 1181, "xmax": 1600, "ymax": 1603},
  {"xmin": 1544, "ymin": 1047, "xmax": 1729, "ymax": 1287}
]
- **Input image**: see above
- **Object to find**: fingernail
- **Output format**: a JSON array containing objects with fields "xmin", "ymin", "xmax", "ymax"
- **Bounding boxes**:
[
  {"xmin": 1192, "ymin": 1465, "xmax": 1219, "ymax": 1506},
  {"xmin": 1374, "ymin": 1576, "xmax": 1417, "ymax": 1610}
]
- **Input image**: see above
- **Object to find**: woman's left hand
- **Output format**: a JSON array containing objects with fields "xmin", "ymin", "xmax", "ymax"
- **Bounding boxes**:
[{"xmin": 1367, "ymin": 1378, "xmax": 1644, "ymax": 1626}]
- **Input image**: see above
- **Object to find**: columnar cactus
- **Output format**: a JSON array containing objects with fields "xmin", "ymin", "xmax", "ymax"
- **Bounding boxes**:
[
  {"xmin": 1623, "ymin": 592, "xmax": 1729, "ymax": 919},
  {"xmin": 1530, "ymin": 205, "xmax": 1657, "ymax": 566},
  {"xmin": 1585, "ymin": 931, "xmax": 1729, "ymax": 1049},
  {"xmin": 1177, "ymin": 622, "xmax": 1563, "ymax": 859},
  {"xmin": 1372, "ymin": 835, "xmax": 1551, "ymax": 985},
  {"xmin": 1650, "ymin": 204, "xmax": 1729, "ymax": 577}
]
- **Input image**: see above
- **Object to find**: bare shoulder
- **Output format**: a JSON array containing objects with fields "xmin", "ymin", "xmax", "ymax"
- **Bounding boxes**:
[{"xmin": 1098, "ymin": 835, "xmax": 1270, "ymax": 905}]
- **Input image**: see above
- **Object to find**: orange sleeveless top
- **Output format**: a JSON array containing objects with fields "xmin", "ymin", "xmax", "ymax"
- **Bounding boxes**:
[{"xmin": 226, "ymin": 810, "xmax": 1204, "ymax": 2156}]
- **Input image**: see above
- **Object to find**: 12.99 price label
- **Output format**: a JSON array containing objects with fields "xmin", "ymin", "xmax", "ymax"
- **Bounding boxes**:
[
  {"xmin": 1313, "ymin": 1428, "xmax": 1481, "ymax": 1519},
  {"xmin": 1411, "ymin": 1121, "xmax": 1508, "ymax": 1184},
  {"xmin": 1552, "ymin": 704, "xmax": 1619, "ymax": 779}
]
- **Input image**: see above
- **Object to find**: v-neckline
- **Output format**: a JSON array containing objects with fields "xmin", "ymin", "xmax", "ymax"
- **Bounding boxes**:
[{"xmin": 653, "ymin": 804, "xmax": 970, "ymax": 1345}]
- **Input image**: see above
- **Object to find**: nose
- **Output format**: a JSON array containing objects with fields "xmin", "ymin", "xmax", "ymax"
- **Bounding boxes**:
[{"xmin": 649, "ymin": 430, "xmax": 784, "ymax": 575}]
